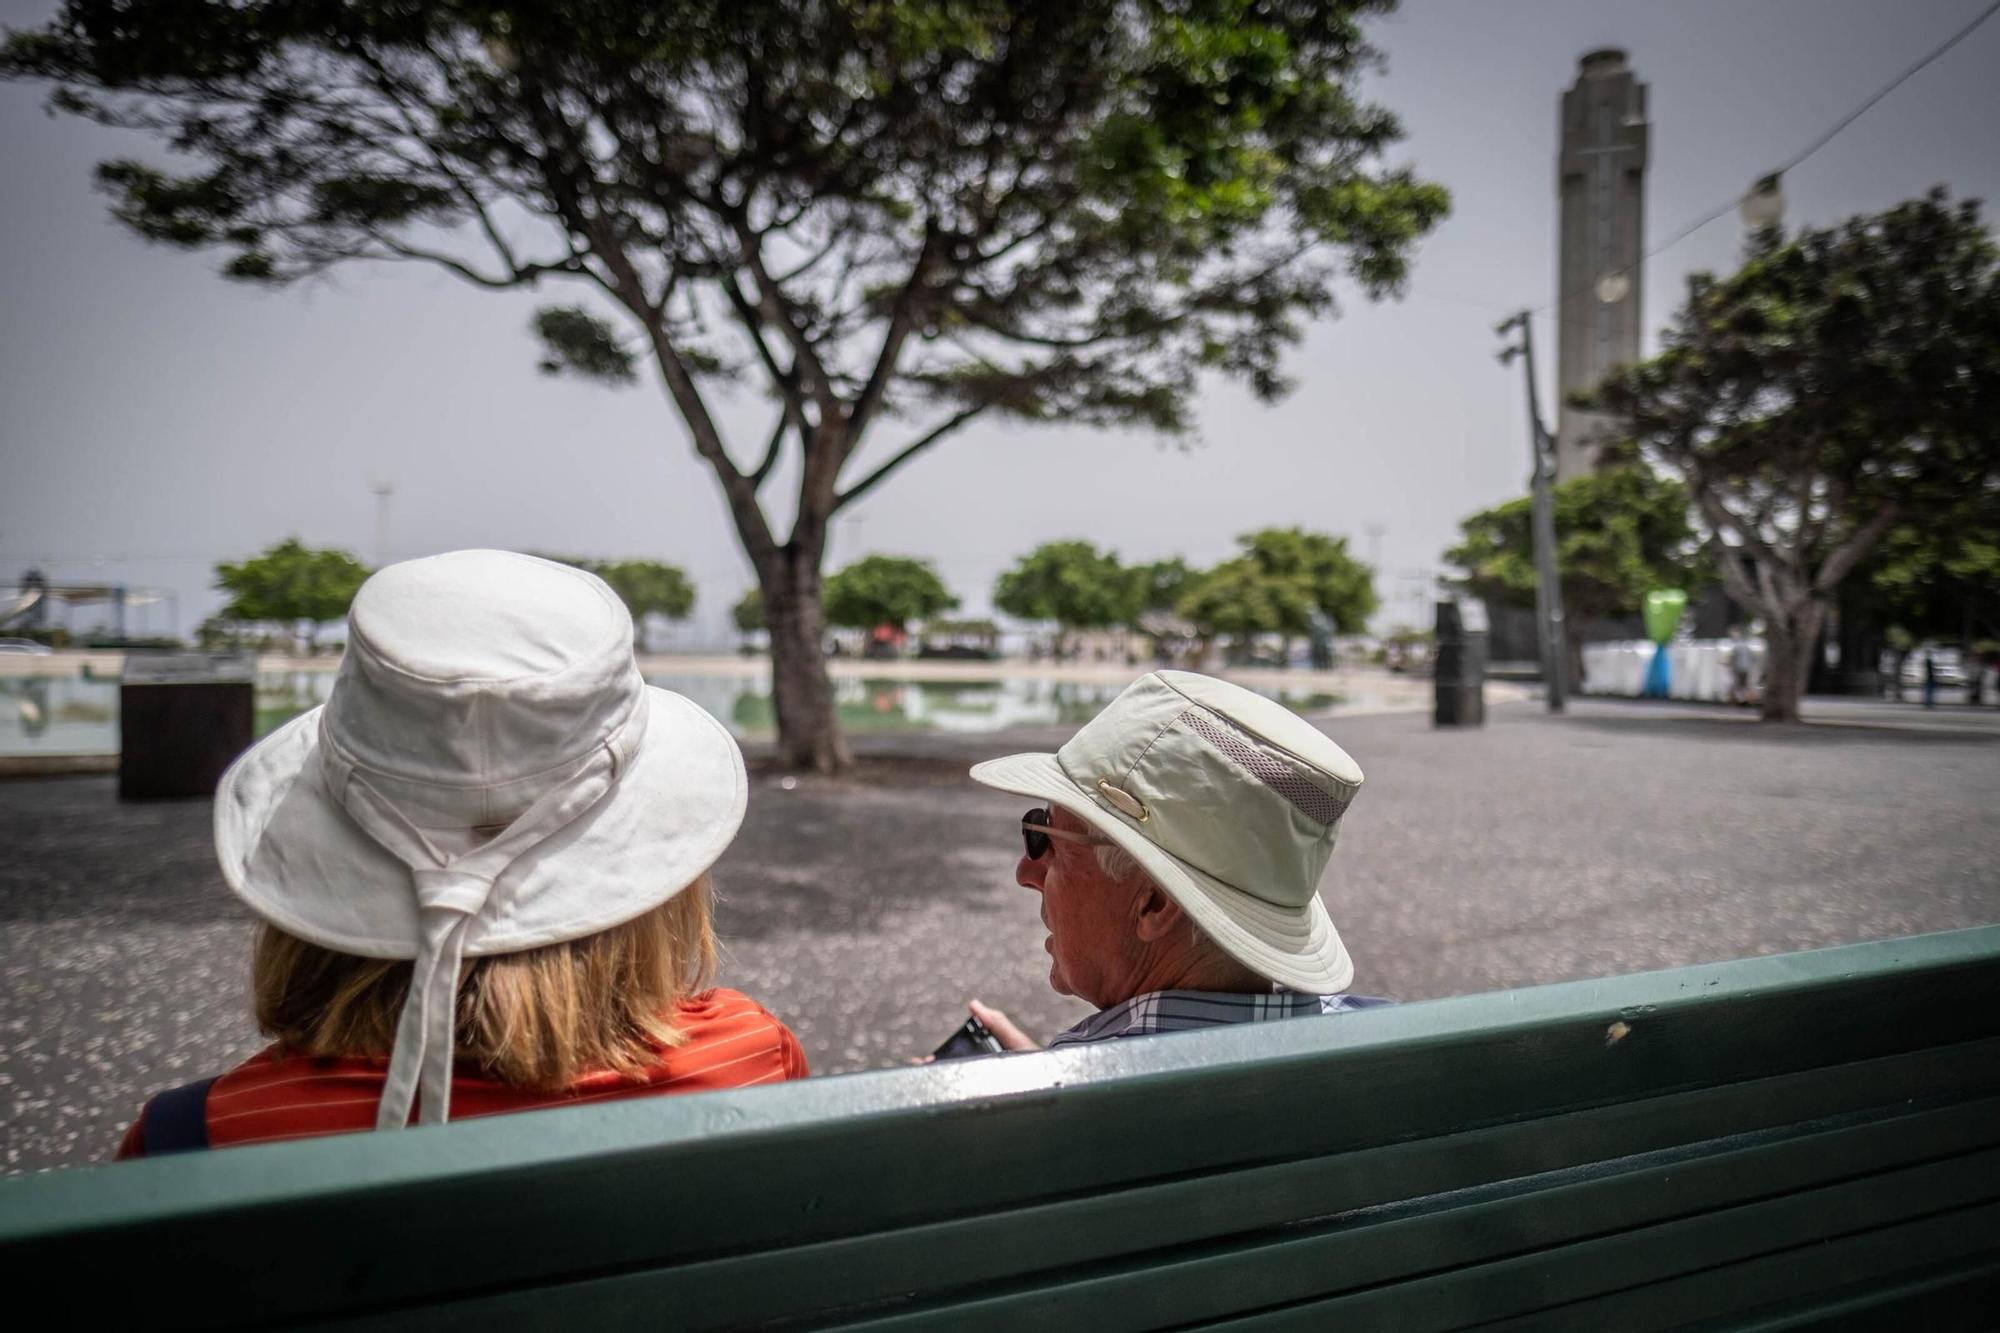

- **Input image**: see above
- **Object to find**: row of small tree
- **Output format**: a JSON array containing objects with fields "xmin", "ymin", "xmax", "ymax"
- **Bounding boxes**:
[
  {"xmin": 211, "ymin": 524, "xmax": 1377, "ymax": 662},
  {"xmin": 735, "ymin": 528, "xmax": 1377, "ymax": 661},
  {"xmin": 996, "ymin": 529, "xmax": 1376, "ymax": 659},
  {"xmin": 206, "ymin": 542, "xmax": 696, "ymax": 652}
]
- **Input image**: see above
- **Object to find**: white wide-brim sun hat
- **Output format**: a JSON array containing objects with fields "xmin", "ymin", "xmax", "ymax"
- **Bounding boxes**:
[
  {"xmin": 970, "ymin": 670, "xmax": 1362, "ymax": 995},
  {"xmin": 213, "ymin": 550, "xmax": 746, "ymax": 1129}
]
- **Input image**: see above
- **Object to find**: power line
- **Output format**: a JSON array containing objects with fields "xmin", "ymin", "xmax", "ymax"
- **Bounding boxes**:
[{"xmin": 1532, "ymin": 0, "xmax": 2000, "ymax": 316}]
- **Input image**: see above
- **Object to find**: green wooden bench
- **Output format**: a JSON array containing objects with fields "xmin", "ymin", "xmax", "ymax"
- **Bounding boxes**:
[{"xmin": 4, "ymin": 926, "xmax": 1997, "ymax": 1329}]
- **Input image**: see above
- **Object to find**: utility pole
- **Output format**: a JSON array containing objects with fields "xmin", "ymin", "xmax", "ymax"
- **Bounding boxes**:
[{"xmin": 1497, "ymin": 312, "xmax": 1568, "ymax": 712}]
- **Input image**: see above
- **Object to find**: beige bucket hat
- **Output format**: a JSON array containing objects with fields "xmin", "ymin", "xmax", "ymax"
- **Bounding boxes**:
[
  {"xmin": 213, "ymin": 550, "xmax": 747, "ymax": 1130},
  {"xmin": 970, "ymin": 671, "xmax": 1362, "ymax": 994}
]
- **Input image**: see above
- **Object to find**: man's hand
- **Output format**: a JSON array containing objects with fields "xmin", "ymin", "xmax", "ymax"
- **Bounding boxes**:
[{"xmin": 969, "ymin": 999, "xmax": 1041, "ymax": 1052}]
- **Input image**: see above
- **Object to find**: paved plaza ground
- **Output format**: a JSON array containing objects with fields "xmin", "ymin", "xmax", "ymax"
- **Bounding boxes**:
[{"xmin": 4, "ymin": 692, "xmax": 1997, "ymax": 1174}]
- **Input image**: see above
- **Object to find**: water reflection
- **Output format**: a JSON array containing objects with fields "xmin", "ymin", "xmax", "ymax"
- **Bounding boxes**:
[
  {"xmin": 693, "ymin": 676, "xmax": 1340, "ymax": 736},
  {"xmin": 0, "ymin": 675, "xmax": 117, "ymax": 751},
  {"xmin": 0, "ymin": 671, "xmax": 1344, "ymax": 755}
]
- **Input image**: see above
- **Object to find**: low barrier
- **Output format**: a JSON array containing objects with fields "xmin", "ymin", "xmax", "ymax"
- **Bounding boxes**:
[{"xmin": 1581, "ymin": 639, "xmax": 1762, "ymax": 702}]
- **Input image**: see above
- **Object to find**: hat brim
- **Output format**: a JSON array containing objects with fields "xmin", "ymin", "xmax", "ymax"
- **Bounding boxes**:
[
  {"xmin": 969, "ymin": 751, "xmax": 1354, "ymax": 995},
  {"xmin": 213, "ymin": 686, "xmax": 747, "ymax": 959}
]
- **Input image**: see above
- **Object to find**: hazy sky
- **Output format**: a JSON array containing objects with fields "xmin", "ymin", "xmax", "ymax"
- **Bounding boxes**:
[{"xmin": 3, "ymin": 0, "xmax": 1997, "ymax": 644}]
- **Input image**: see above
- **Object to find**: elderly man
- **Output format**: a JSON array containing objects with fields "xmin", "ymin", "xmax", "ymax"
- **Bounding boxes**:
[{"xmin": 966, "ymin": 669, "xmax": 1387, "ymax": 1051}]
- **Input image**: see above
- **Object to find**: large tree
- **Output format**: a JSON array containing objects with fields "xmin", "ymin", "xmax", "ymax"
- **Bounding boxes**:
[
  {"xmin": 1587, "ymin": 191, "xmax": 2000, "ymax": 721},
  {"xmin": 822, "ymin": 554, "xmax": 957, "ymax": 632},
  {"xmin": 214, "ymin": 538, "xmax": 370, "ymax": 651},
  {"xmin": 3, "ymin": 0, "xmax": 1446, "ymax": 771},
  {"xmin": 1445, "ymin": 465, "xmax": 1702, "ymax": 673}
]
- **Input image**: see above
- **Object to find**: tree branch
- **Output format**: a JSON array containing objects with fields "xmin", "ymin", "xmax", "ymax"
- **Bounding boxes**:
[
  {"xmin": 352, "ymin": 43, "xmax": 527, "ymax": 279},
  {"xmin": 728, "ymin": 213, "xmax": 842, "ymax": 422},
  {"xmin": 370, "ymin": 237, "xmax": 521, "ymax": 287},
  {"xmin": 1686, "ymin": 460, "xmax": 1781, "ymax": 571},
  {"xmin": 750, "ymin": 411, "xmax": 789, "ymax": 492},
  {"xmin": 719, "ymin": 274, "xmax": 811, "ymax": 440},
  {"xmin": 847, "ymin": 224, "xmax": 941, "ymax": 446},
  {"xmin": 516, "ymin": 83, "xmax": 776, "ymax": 560},
  {"xmin": 1813, "ymin": 501, "xmax": 1900, "ymax": 595},
  {"xmin": 833, "ymin": 404, "xmax": 987, "ymax": 514}
]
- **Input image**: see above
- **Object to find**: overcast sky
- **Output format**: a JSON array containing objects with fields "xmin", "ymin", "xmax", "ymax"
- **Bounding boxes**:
[{"xmin": 3, "ymin": 0, "xmax": 1997, "ymax": 644}]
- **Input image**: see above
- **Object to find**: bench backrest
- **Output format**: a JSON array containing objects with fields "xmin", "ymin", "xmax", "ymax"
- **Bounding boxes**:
[{"xmin": 4, "ymin": 926, "xmax": 1998, "ymax": 1329}]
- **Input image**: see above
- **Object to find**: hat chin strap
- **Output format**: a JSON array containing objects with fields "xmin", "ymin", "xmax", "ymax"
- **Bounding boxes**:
[{"xmin": 317, "ymin": 697, "xmax": 648, "ymax": 1130}]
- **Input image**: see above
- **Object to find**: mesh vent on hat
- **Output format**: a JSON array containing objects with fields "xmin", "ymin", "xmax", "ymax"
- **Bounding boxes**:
[{"xmin": 1175, "ymin": 708, "xmax": 1353, "ymax": 827}]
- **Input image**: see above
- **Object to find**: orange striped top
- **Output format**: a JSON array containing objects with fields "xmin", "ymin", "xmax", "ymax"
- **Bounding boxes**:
[{"xmin": 117, "ymin": 987, "xmax": 808, "ymax": 1158}]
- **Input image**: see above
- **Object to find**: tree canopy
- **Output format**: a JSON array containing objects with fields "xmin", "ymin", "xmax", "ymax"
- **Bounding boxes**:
[
  {"xmin": 1178, "ymin": 527, "xmax": 1375, "ymax": 640},
  {"xmin": 993, "ymin": 540, "xmax": 1136, "ymax": 635},
  {"xmin": 1176, "ymin": 556, "xmax": 1312, "ymax": 641},
  {"xmin": 732, "ymin": 588, "xmax": 767, "ymax": 635},
  {"xmin": 1855, "ymin": 499, "xmax": 2000, "ymax": 651},
  {"xmin": 3, "ymin": 0, "xmax": 1447, "ymax": 769},
  {"xmin": 588, "ymin": 559, "xmax": 696, "ymax": 622},
  {"xmin": 214, "ymin": 538, "xmax": 370, "ymax": 645},
  {"xmin": 1125, "ymin": 557, "xmax": 1196, "ymax": 628},
  {"xmin": 1445, "ymin": 466, "xmax": 1702, "ymax": 626},
  {"xmin": 539, "ymin": 555, "xmax": 694, "ymax": 645},
  {"xmin": 1585, "ymin": 190, "xmax": 2000, "ymax": 720},
  {"xmin": 822, "ymin": 554, "xmax": 957, "ymax": 631}
]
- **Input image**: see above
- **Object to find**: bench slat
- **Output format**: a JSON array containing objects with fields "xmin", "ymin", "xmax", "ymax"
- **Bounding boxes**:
[
  {"xmin": 336, "ymin": 1071, "xmax": 2000, "ymax": 1330},
  {"xmin": 1722, "ymin": 1257, "xmax": 2000, "ymax": 1332},
  {"xmin": 839, "ymin": 1151, "xmax": 2000, "ymax": 1332},
  {"xmin": 1219, "ymin": 1199, "xmax": 2000, "ymax": 1333}
]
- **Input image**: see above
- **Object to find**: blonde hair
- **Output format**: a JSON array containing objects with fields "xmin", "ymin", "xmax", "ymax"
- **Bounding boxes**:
[{"xmin": 252, "ymin": 873, "xmax": 718, "ymax": 1091}]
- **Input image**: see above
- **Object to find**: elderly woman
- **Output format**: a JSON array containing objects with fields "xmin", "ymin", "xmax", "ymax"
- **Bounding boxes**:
[{"xmin": 119, "ymin": 550, "xmax": 803, "ymax": 1156}]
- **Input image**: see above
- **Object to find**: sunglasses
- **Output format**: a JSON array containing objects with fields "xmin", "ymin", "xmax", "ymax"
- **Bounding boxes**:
[{"xmin": 1021, "ymin": 807, "xmax": 1114, "ymax": 860}]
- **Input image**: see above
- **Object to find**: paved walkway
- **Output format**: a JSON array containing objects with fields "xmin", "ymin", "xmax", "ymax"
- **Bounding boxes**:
[{"xmin": 4, "ymin": 695, "xmax": 1996, "ymax": 1173}]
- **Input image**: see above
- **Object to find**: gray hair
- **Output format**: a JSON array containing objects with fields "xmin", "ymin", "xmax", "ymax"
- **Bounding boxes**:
[
  {"xmin": 1093, "ymin": 837, "xmax": 1154, "ymax": 889},
  {"xmin": 1094, "ymin": 838, "xmax": 1243, "ymax": 963}
]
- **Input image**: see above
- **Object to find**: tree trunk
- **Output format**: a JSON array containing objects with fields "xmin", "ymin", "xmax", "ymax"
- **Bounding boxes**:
[
  {"xmin": 1759, "ymin": 598, "xmax": 1826, "ymax": 723},
  {"xmin": 760, "ymin": 550, "xmax": 852, "ymax": 775}
]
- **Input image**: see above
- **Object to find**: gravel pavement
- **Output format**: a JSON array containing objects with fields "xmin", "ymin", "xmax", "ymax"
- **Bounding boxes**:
[{"xmin": 4, "ymin": 694, "xmax": 1997, "ymax": 1174}]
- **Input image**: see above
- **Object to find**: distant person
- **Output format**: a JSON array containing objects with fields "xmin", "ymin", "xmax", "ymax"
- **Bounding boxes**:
[
  {"xmin": 958, "ymin": 671, "xmax": 1388, "ymax": 1052},
  {"xmin": 1728, "ymin": 630, "xmax": 1757, "ymax": 708},
  {"xmin": 119, "ymin": 551, "xmax": 804, "ymax": 1157},
  {"xmin": 1924, "ymin": 648, "xmax": 1939, "ymax": 709}
]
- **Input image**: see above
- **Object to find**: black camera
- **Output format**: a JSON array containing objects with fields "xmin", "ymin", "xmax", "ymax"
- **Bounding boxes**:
[{"xmin": 931, "ymin": 1013, "xmax": 1004, "ymax": 1061}]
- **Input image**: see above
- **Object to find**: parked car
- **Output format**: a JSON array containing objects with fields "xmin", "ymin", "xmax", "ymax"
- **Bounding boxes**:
[{"xmin": 0, "ymin": 637, "xmax": 54, "ymax": 655}]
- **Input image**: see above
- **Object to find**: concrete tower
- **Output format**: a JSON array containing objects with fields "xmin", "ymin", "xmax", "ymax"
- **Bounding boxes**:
[{"xmin": 1555, "ymin": 49, "xmax": 1648, "ymax": 482}]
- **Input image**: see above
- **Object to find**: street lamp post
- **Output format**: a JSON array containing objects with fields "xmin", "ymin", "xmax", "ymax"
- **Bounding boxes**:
[
  {"xmin": 1497, "ymin": 312, "xmax": 1568, "ymax": 713},
  {"xmin": 1739, "ymin": 171, "xmax": 1786, "ymax": 231}
]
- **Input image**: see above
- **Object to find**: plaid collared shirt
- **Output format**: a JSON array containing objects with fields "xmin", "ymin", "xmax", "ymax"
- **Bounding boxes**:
[{"xmin": 1047, "ymin": 989, "xmax": 1394, "ymax": 1048}]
